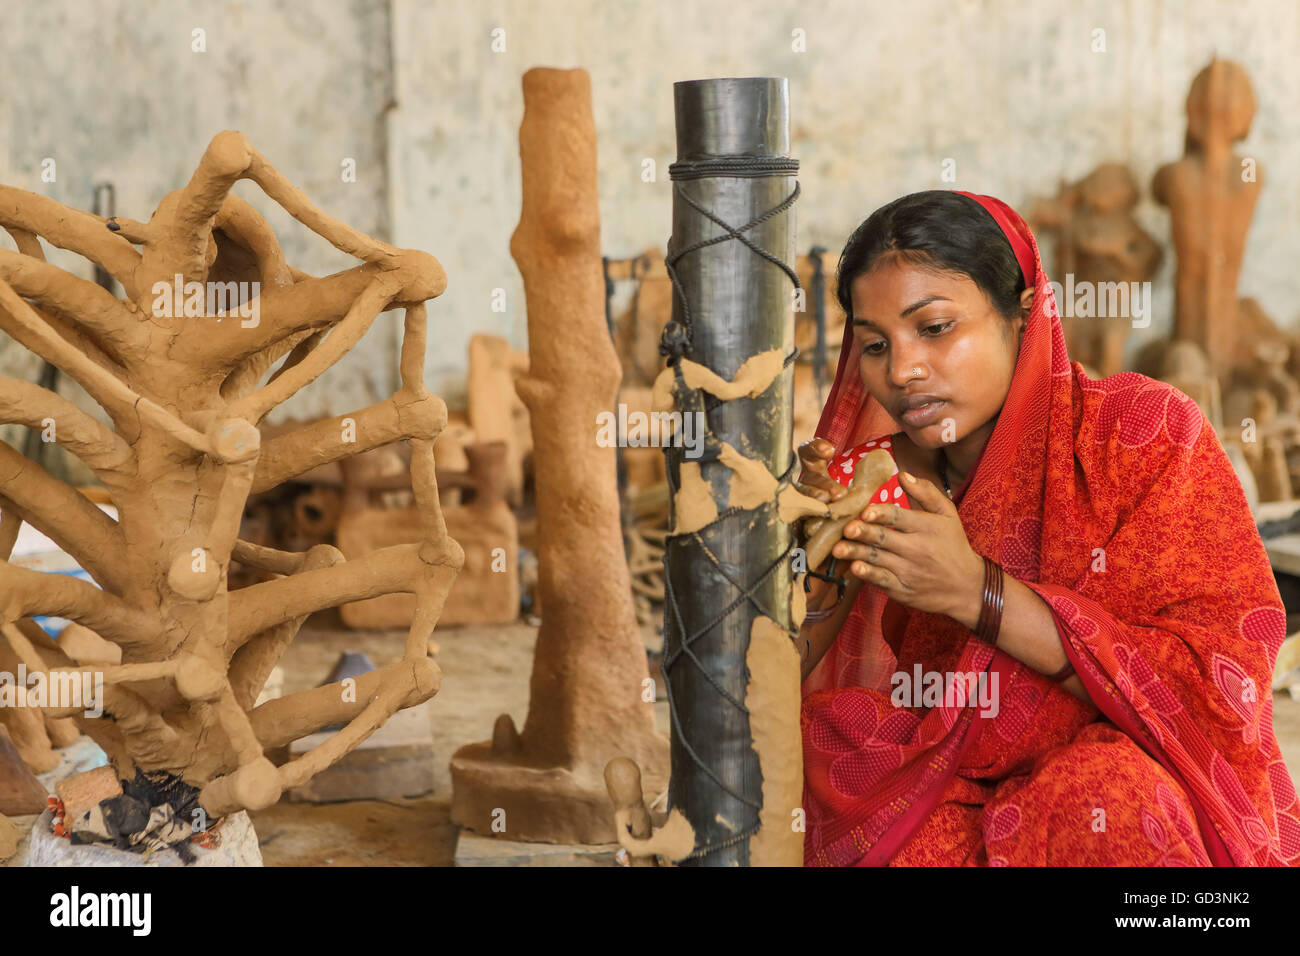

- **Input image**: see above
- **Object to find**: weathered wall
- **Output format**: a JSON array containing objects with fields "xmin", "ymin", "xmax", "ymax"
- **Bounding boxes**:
[{"xmin": 1, "ymin": 0, "xmax": 1296, "ymax": 431}]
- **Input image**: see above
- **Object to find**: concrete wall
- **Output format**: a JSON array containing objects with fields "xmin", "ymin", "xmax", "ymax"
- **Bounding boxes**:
[{"xmin": 1, "ymin": 0, "xmax": 1296, "ymax": 428}]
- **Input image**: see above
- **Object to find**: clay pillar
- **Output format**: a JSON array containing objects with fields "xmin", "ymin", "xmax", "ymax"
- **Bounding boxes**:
[
  {"xmin": 660, "ymin": 77, "xmax": 800, "ymax": 865},
  {"xmin": 450, "ymin": 67, "xmax": 669, "ymax": 844}
]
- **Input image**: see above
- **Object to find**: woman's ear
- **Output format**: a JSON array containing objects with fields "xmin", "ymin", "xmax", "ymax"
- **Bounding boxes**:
[{"xmin": 1015, "ymin": 287, "xmax": 1033, "ymax": 339}]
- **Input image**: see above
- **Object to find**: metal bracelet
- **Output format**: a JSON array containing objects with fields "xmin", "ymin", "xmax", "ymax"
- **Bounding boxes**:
[{"xmin": 974, "ymin": 556, "xmax": 1005, "ymax": 647}]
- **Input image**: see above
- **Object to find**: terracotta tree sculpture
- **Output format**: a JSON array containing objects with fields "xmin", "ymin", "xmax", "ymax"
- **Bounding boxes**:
[
  {"xmin": 0, "ymin": 130, "xmax": 460, "ymax": 820},
  {"xmin": 451, "ymin": 67, "xmax": 669, "ymax": 845}
]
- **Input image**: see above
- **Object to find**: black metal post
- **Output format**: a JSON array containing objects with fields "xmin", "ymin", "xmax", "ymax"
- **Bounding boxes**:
[{"xmin": 660, "ymin": 77, "xmax": 798, "ymax": 866}]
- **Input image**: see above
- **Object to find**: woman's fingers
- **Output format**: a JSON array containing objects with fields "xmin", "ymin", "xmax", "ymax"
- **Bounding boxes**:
[
  {"xmin": 833, "ymin": 539, "xmax": 880, "ymax": 564},
  {"xmin": 834, "ymin": 517, "xmax": 915, "ymax": 566},
  {"xmin": 795, "ymin": 477, "xmax": 846, "ymax": 503},
  {"xmin": 849, "ymin": 559, "xmax": 899, "ymax": 590},
  {"xmin": 810, "ymin": 437, "xmax": 836, "ymax": 459},
  {"xmin": 797, "ymin": 439, "xmax": 838, "ymax": 472},
  {"xmin": 795, "ymin": 440, "xmax": 846, "ymax": 503},
  {"xmin": 835, "ymin": 522, "xmax": 889, "ymax": 558},
  {"xmin": 798, "ymin": 437, "xmax": 836, "ymax": 465},
  {"xmin": 858, "ymin": 502, "xmax": 920, "ymax": 532},
  {"xmin": 897, "ymin": 471, "xmax": 957, "ymax": 516}
]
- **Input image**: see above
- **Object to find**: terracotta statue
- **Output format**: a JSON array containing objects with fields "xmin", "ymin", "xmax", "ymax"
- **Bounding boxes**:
[
  {"xmin": 0, "ymin": 130, "xmax": 460, "ymax": 822},
  {"xmin": 1031, "ymin": 164, "xmax": 1162, "ymax": 377},
  {"xmin": 451, "ymin": 67, "xmax": 669, "ymax": 845},
  {"xmin": 1153, "ymin": 58, "xmax": 1262, "ymax": 378}
]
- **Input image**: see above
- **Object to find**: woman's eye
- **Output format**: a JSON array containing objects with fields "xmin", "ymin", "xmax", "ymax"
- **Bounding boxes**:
[{"xmin": 861, "ymin": 323, "xmax": 951, "ymax": 356}]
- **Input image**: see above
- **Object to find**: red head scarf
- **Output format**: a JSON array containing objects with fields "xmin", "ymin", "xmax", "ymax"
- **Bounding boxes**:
[{"xmin": 800, "ymin": 190, "xmax": 1300, "ymax": 866}]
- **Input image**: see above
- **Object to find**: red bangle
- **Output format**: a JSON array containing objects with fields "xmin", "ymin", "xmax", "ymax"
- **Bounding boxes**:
[{"xmin": 974, "ymin": 556, "xmax": 1004, "ymax": 647}]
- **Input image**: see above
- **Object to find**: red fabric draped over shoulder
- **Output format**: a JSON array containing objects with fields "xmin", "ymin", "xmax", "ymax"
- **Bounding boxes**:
[{"xmin": 799, "ymin": 190, "xmax": 1300, "ymax": 866}]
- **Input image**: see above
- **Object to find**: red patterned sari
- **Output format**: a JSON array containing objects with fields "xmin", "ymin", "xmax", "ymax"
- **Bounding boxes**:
[{"xmin": 799, "ymin": 191, "xmax": 1300, "ymax": 866}]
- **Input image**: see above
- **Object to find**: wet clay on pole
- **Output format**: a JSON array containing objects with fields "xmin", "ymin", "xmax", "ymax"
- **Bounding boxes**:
[
  {"xmin": 450, "ymin": 67, "xmax": 669, "ymax": 844},
  {"xmin": 656, "ymin": 77, "xmax": 804, "ymax": 865}
]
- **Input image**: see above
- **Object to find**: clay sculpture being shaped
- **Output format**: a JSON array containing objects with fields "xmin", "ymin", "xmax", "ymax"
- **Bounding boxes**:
[{"xmin": 0, "ymin": 130, "xmax": 461, "ymax": 822}]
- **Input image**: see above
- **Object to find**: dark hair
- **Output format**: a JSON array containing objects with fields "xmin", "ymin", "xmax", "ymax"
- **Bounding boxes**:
[{"xmin": 835, "ymin": 190, "xmax": 1026, "ymax": 323}]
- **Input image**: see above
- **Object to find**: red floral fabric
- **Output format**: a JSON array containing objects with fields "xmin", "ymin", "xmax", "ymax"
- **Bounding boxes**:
[{"xmin": 798, "ymin": 190, "xmax": 1300, "ymax": 866}]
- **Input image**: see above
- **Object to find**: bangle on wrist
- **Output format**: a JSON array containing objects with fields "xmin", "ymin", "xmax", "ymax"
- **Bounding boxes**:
[
  {"xmin": 803, "ymin": 604, "xmax": 839, "ymax": 624},
  {"xmin": 973, "ymin": 556, "xmax": 1004, "ymax": 647}
]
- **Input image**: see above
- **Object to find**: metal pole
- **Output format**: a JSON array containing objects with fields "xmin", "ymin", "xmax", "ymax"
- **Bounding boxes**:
[{"xmin": 660, "ymin": 77, "xmax": 799, "ymax": 866}]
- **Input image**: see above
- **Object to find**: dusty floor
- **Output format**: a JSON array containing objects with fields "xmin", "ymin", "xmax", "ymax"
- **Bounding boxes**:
[
  {"xmin": 248, "ymin": 615, "xmax": 669, "ymax": 866},
  {"xmin": 9, "ymin": 612, "xmax": 1294, "ymax": 866},
  {"xmin": 246, "ymin": 613, "xmax": 1300, "ymax": 866}
]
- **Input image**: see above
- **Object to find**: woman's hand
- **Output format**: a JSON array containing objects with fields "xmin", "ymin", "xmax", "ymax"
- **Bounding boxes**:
[
  {"xmin": 832, "ymin": 470, "xmax": 985, "ymax": 628},
  {"xmin": 794, "ymin": 438, "xmax": 847, "ymax": 506},
  {"xmin": 793, "ymin": 438, "xmax": 856, "ymax": 612}
]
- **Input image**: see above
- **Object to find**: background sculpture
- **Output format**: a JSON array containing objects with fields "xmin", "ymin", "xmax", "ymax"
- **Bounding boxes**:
[
  {"xmin": 0, "ymin": 131, "xmax": 460, "ymax": 831},
  {"xmin": 450, "ymin": 67, "xmax": 669, "ymax": 845},
  {"xmin": 1030, "ymin": 163, "xmax": 1163, "ymax": 378},
  {"xmin": 1153, "ymin": 57, "xmax": 1262, "ymax": 380}
]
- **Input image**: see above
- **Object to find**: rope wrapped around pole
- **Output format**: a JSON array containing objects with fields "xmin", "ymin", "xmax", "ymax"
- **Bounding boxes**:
[{"xmin": 658, "ymin": 77, "xmax": 804, "ymax": 866}]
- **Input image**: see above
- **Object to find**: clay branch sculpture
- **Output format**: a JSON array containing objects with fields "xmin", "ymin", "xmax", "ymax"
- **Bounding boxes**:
[{"xmin": 0, "ymin": 130, "xmax": 461, "ymax": 818}]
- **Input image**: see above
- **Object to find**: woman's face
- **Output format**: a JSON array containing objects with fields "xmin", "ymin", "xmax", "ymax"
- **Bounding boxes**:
[{"xmin": 849, "ymin": 256, "xmax": 1028, "ymax": 450}]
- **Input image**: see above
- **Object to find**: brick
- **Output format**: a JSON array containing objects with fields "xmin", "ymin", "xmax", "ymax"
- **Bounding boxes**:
[{"xmin": 54, "ymin": 765, "xmax": 122, "ymax": 825}]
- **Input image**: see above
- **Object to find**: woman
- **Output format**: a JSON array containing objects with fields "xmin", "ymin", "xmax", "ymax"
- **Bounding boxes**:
[{"xmin": 794, "ymin": 189, "xmax": 1300, "ymax": 866}]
